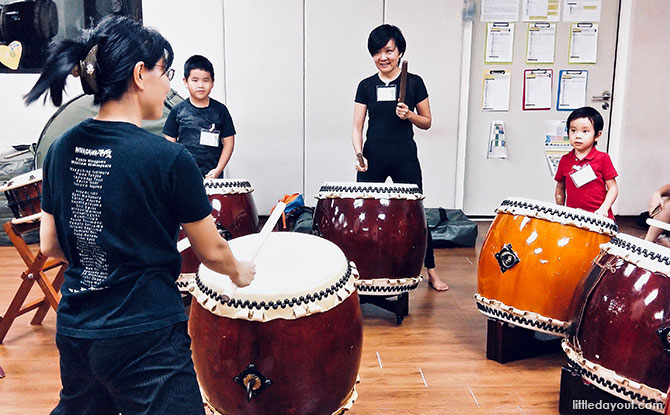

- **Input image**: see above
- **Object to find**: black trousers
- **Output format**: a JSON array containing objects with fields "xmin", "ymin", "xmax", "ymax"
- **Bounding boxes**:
[
  {"xmin": 51, "ymin": 322, "xmax": 204, "ymax": 415},
  {"xmin": 357, "ymin": 155, "xmax": 436, "ymax": 269}
]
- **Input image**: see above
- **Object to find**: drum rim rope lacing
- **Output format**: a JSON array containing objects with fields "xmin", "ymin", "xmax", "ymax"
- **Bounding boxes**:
[
  {"xmin": 562, "ymin": 340, "xmax": 667, "ymax": 412},
  {"xmin": 606, "ymin": 234, "xmax": 670, "ymax": 271},
  {"xmin": 203, "ymin": 179, "xmax": 254, "ymax": 195},
  {"xmin": 497, "ymin": 197, "xmax": 618, "ymax": 235},
  {"xmin": 189, "ymin": 261, "xmax": 358, "ymax": 321},
  {"xmin": 315, "ymin": 182, "xmax": 425, "ymax": 200},
  {"xmin": 473, "ymin": 293, "xmax": 570, "ymax": 336},
  {"xmin": 355, "ymin": 276, "xmax": 423, "ymax": 295}
]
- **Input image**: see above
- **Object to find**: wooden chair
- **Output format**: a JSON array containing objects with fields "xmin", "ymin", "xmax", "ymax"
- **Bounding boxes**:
[{"xmin": 0, "ymin": 215, "xmax": 66, "ymax": 344}]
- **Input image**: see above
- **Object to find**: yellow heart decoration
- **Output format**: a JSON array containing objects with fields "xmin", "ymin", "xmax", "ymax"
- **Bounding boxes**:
[{"xmin": 0, "ymin": 41, "xmax": 23, "ymax": 70}]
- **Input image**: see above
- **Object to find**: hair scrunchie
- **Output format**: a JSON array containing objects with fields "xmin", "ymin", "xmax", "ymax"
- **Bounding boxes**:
[{"xmin": 76, "ymin": 45, "xmax": 99, "ymax": 95}]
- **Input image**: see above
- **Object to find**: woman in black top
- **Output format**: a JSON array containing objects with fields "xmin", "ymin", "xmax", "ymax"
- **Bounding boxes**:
[
  {"xmin": 25, "ymin": 15, "xmax": 255, "ymax": 414},
  {"xmin": 352, "ymin": 24, "xmax": 448, "ymax": 291}
]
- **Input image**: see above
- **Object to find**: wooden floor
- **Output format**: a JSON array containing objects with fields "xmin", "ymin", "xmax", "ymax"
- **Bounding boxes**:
[{"xmin": 0, "ymin": 219, "xmax": 647, "ymax": 414}]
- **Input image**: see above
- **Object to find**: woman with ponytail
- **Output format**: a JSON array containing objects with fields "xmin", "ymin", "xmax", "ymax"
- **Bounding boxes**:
[{"xmin": 25, "ymin": 15, "xmax": 254, "ymax": 415}]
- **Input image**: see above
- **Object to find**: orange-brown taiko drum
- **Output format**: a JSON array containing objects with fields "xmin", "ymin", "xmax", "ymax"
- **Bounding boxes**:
[
  {"xmin": 474, "ymin": 197, "xmax": 617, "ymax": 336},
  {"xmin": 177, "ymin": 179, "xmax": 258, "ymax": 294},
  {"xmin": 189, "ymin": 232, "xmax": 363, "ymax": 415}
]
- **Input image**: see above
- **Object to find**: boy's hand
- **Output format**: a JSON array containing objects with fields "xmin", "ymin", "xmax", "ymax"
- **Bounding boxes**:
[
  {"xmin": 594, "ymin": 208, "xmax": 608, "ymax": 217},
  {"xmin": 205, "ymin": 168, "xmax": 223, "ymax": 179}
]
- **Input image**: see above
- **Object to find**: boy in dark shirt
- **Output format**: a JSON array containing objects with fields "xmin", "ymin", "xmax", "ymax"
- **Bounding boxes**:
[{"xmin": 163, "ymin": 55, "xmax": 236, "ymax": 178}]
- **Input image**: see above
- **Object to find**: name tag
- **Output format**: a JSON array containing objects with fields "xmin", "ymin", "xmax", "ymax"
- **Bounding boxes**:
[
  {"xmin": 376, "ymin": 85, "xmax": 397, "ymax": 102},
  {"xmin": 200, "ymin": 129, "xmax": 220, "ymax": 147},
  {"xmin": 570, "ymin": 164, "xmax": 597, "ymax": 188}
]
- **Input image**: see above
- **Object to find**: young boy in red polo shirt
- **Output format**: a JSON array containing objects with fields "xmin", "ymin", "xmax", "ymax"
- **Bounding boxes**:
[{"xmin": 554, "ymin": 106, "xmax": 618, "ymax": 219}]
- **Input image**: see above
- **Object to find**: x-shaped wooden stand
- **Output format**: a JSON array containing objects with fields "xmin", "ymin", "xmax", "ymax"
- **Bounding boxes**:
[{"xmin": 0, "ymin": 217, "xmax": 66, "ymax": 344}]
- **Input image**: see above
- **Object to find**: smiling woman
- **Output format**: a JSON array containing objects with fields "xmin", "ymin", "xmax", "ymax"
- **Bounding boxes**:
[{"xmin": 351, "ymin": 23, "xmax": 448, "ymax": 292}]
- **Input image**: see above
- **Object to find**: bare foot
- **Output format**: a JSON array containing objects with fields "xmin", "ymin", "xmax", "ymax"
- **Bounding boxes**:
[{"xmin": 427, "ymin": 268, "xmax": 449, "ymax": 291}]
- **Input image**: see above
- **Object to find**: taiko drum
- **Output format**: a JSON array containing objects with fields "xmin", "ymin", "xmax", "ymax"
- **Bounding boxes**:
[
  {"xmin": 475, "ymin": 197, "xmax": 617, "ymax": 336},
  {"xmin": 312, "ymin": 182, "xmax": 427, "ymax": 295},
  {"xmin": 0, "ymin": 169, "xmax": 43, "ymax": 220},
  {"xmin": 189, "ymin": 232, "xmax": 362, "ymax": 415},
  {"xmin": 564, "ymin": 233, "xmax": 670, "ymax": 412}
]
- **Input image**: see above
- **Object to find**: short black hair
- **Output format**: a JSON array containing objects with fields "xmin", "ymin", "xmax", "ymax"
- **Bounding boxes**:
[
  {"xmin": 184, "ymin": 55, "xmax": 214, "ymax": 81},
  {"xmin": 567, "ymin": 106, "xmax": 604, "ymax": 136},
  {"xmin": 367, "ymin": 24, "xmax": 406, "ymax": 57},
  {"xmin": 25, "ymin": 15, "xmax": 173, "ymax": 106}
]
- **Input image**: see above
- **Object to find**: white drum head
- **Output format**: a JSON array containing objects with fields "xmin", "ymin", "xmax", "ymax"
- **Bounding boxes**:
[
  {"xmin": 204, "ymin": 178, "xmax": 253, "ymax": 195},
  {"xmin": 315, "ymin": 181, "xmax": 424, "ymax": 200},
  {"xmin": 1, "ymin": 168, "xmax": 43, "ymax": 192},
  {"xmin": 496, "ymin": 197, "xmax": 618, "ymax": 236},
  {"xmin": 193, "ymin": 232, "xmax": 357, "ymax": 321}
]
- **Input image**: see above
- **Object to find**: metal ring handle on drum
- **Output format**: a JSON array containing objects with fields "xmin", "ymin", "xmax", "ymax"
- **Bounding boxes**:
[{"xmin": 233, "ymin": 363, "xmax": 272, "ymax": 402}]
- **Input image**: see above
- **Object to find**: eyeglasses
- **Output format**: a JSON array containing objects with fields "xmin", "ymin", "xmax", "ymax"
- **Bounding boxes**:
[{"xmin": 155, "ymin": 64, "xmax": 175, "ymax": 81}]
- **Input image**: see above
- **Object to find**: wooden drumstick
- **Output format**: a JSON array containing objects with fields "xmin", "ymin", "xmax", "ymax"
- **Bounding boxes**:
[
  {"xmin": 356, "ymin": 152, "xmax": 365, "ymax": 168},
  {"xmin": 218, "ymin": 201, "xmax": 286, "ymax": 302},
  {"xmin": 398, "ymin": 60, "xmax": 408, "ymax": 104},
  {"xmin": 180, "ymin": 202, "xmax": 287, "ymax": 301},
  {"xmin": 647, "ymin": 217, "xmax": 670, "ymax": 233}
]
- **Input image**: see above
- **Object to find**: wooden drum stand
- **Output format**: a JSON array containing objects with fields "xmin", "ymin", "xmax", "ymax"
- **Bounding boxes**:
[{"xmin": 0, "ymin": 213, "xmax": 66, "ymax": 345}]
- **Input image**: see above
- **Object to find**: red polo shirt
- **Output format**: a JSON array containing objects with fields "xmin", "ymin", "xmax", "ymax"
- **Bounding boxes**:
[{"xmin": 554, "ymin": 147, "xmax": 618, "ymax": 219}]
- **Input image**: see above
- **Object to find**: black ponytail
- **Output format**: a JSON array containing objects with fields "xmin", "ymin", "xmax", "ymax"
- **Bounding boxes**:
[
  {"xmin": 24, "ymin": 15, "xmax": 174, "ymax": 107},
  {"xmin": 24, "ymin": 39, "xmax": 87, "ymax": 106}
]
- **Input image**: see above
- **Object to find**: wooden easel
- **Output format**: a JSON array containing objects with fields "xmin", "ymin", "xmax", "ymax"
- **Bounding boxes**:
[{"xmin": 0, "ymin": 215, "xmax": 66, "ymax": 344}]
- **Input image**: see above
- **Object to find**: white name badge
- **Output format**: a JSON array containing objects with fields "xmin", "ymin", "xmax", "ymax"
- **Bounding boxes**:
[
  {"xmin": 376, "ymin": 85, "xmax": 397, "ymax": 102},
  {"xmin": 200, "ymin": 129, "xmax": 220, "ymax": 147},
  {"xmin": 570, "ymin": 164, "xmax": 597, "ymax": 188}
]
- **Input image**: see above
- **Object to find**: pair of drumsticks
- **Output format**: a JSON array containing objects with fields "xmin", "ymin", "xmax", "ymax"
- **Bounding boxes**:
[{"xmin": 357, "ymin": 61, "xmax": 409, "ymax": 168}]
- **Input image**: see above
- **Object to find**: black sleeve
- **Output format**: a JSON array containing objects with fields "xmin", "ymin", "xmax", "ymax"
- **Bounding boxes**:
[
  {"xmin": 162, "ymin": 105, "xmax": 179, "ymax": 138},
  {"xmin": 354, "ymin": 78, "xmax": 369, "ymax": 105},
  {"xmin": 413, "ymin": 75, "xmax": 429, "ymax": 103},
  {"xmin": 219, "ymin": 105, "xmax": 236, "ymax": 138},
  {"xmin": 170, "ymin": 148, "xmax": 212, "ymax": 223},
  {"xmin": 41, "ymin": 142, "xmax": 54, "ymax": 214}
]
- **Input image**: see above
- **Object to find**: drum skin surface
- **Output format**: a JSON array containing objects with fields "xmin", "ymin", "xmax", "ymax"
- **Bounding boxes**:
[
  {"xmin": 313, "ymin": 197, "xmax": 426, "ymax": 281},
  {"xmin": 189, "ymin": 293, "xmax": 362, "ymax": 415},
  {"xmin": 576, "ymin": 256, "xmax": 670, "ymax": 392}
]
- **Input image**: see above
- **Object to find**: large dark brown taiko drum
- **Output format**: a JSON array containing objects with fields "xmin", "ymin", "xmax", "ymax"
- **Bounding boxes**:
[
  {"xmin": 564, "ymin": 233, "xmax": 670, "ymax": 412},
  {"xmin": 312, "ymin": 182, "xmax": 427, "ymax": 295},
  {"xmin": 176, "ymin": 179, "xmax": 258, "ymax": 293},
  {"xmin": 189, "ymin": 232, "xmax": 362, "ymax": 415}
]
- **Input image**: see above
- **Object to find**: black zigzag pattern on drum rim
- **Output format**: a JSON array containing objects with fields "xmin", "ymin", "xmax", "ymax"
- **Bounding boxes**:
[
  {"xmin": 475, "ymin": 301, "xmax": 568, "ymax": 335},
  {"xmin": 566, "ymin": 357, "xmax": 665, "ymax": 407},
  {"xmin": 318, "ymin": 184, "xmax": 421, "ymax": 196},
  {"xmin": 204, "ymin": 180, "xmax": 252, "ymax": 190},
  {"xmin": 609, "ymin": 236, "xmax": 670, "ymax": 266},
  {"xmin": 356, "ymin": 281, "xmax": 421, "ymax": 294},
  {"xmin": 499, "ymin": 199, "xmax": 619, "ymax": 234},
  {"xmin": 194, "ymin": 263, "xmax": 354, "ymax": 310}
]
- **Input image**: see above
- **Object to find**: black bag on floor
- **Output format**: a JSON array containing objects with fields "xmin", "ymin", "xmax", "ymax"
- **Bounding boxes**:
[{"xmin": 425, "ymin": 208, "xmax": 477, "ymax": 248}]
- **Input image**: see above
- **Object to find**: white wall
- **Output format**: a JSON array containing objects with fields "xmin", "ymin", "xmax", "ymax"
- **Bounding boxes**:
[{"xmin": 614, "ymin": 1, "xmax": 670, "ymax": 215}]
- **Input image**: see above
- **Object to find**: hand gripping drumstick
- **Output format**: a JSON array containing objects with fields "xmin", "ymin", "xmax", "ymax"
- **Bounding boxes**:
[
  {"xmin": 177, "ymin": 202, "xmax": 287, "ymax": 302},
  {"xmin": 398, "ymin": 60, "xmax": 408, "ymax": 104}
]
